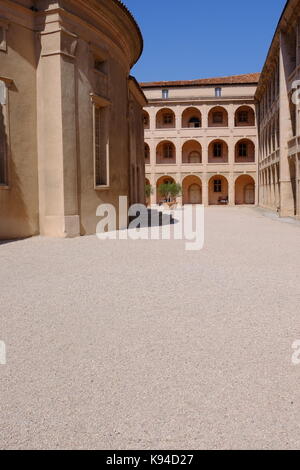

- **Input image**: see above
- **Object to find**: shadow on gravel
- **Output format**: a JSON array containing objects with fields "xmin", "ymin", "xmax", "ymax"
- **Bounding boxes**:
[
  {"xmin": 0, "ymin": 237, "xmax": 28, "ymax": 246},
  {"xmin": 129, "ymin": 208, "xmax": 179, "ymax": 228}
]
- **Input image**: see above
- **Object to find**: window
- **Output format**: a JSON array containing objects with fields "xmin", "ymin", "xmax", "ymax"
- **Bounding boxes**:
[
  {"xmin": 0, "ymin": 80, "xmax": 7, "ymax": 186},
  {"xmin": 145, "ymin": 144, "xmax": 150, "ymax": 160},
  {"xmin": 214, "ymin": 179, "xmax": 222, "ymax": 193},
  {"xmin": 163, "ymin": 144, "xmax": 173, "ymax": 158},
  {"xmin": 215, "ymin": 87, "xmax": 222, "ymax": 97},
  {"xmin": 238, "ymin": 111, "xmax": 248, "ymax": 123},
  {"xmin": 93, "ymin": 103, "xmax": 109, "ymax": 187},
  {"xmin": 94, "ymin": 57, "xmax": 107, "ymax": 74},
  {"xmin": 188, "ymin": 117, "xmax": 201, "ymax": 128},
  {"xmin": 213, "ymin": 143, "xmax": 222, "ymax": 157},
  {"xmin": 239, "ymin": 143, "xmax": 248, "ymax": 157},
  {"xmin": 163, "ymin": 113, "xmax": 173, "ymax": 125},
  {"xmin": 162, "ymin": 89, "xmax": 169, "ymax": 99},
  {"xmin": 213, "ymin": 112, "xmax": 223, "ymax": 124}
]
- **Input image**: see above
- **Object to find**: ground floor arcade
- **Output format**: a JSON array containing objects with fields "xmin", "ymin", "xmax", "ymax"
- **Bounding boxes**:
[
  {"xmin": 146, "ymin": 173, "xmax": 256, "ymax": 206},
  {"xmin": 259, "ymin": 152, "xmax": 300, "ymax": 217}
]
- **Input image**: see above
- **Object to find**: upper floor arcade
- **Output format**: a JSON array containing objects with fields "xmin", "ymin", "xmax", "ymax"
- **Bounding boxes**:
[
  {"xmin": 144, "ymin": 137, "xmax": 257, "ymax": 167},
  {"xmin": 142, "ymin": 103, "xmax": 256, "ymax": 132}
]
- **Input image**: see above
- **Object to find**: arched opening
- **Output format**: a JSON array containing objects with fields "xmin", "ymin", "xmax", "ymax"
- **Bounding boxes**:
[
  {"xmin": 181, "ymin": 107, "xmax": 202, "ymax": 128},
  {"xmin": 208, "ymin": 175, "xmax": 229, "ymax": 205},
  {"xmin": 235, "ymin": 139, "xmax": 255, "ymax": 163},
  {"xmin": 182, "ymin": 140, "xmax": 202, "ymax": 164},
  {"xmin": 182, "ymin": 175, "xmax": 202, "ymax": 204},
  {"xmin": 156, "ymin": 108, "xmax": 175, "ymax": 129},
  {"xmin": 156, "ymin": 176, "xmax": 176, "ymax": 204},
  {"xmin": 156, "ymin": 140, "xmax": 176, "ymax": 164},
  {"xmin": 235, "ymin": 106, "xmax": 255, "ymax": 127},
  {"xmin": 208, "ymin": 106, "xmax": 228, "ymax": 127},
  {"xmin": 208, "ymin": 139, "xmax": 228, "ymax": 163},
  {"xmin": 144, "ymin": 143, "xmax": 150, "ymax": 164},
  {"xmin": 143, "ymin": 110, "xmax": 150, "ymax": 129},
  {"xmin": 235, "ymin": 175, "xmax": 255, "ymax": 205}
]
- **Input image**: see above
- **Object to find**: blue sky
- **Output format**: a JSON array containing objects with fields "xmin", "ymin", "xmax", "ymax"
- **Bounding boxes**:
[{"xmin": 124, "ymin": 0, "xmax": 287, "ymax": 82}]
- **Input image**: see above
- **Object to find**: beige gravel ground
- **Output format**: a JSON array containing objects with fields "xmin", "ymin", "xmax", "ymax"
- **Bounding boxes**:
[{"xmin": 1, "ymin": 206, "xmax": 300, "ymax": 450}]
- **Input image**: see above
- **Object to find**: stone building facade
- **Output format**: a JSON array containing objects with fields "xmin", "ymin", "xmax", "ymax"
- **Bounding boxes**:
[
  {"xmin": 256, "ymin": 0, "xmax": 300, "ymax": 218},
  {"xmin": 0, "ymin": 0, "xmax": 146, "ymax": 239},
  {"xmin": 141, "ymin": 75, "xmax": 259, "ymax": 207}
]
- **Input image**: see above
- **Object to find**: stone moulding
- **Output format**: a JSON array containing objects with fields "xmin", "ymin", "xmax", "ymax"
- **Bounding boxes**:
[{"xmin": 39, "ymin": 27, "xmax": 78, "ymax": 60}]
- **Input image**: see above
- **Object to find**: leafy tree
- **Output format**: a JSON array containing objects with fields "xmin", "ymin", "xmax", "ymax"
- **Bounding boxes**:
[{"xmin": 158, "ymin": 182, "xmax": 181, "ymax": 202}]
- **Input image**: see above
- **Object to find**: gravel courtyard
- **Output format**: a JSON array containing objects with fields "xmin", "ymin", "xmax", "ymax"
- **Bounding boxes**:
[{"xmin": 1, "ymin": 206, "xmax": 300, "ymax": 450}]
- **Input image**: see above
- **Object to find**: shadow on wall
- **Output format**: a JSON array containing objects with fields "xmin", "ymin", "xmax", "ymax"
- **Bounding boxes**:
[{"xmin": 0, "ymin": 103, "xmax": 32, "ymax": 238}]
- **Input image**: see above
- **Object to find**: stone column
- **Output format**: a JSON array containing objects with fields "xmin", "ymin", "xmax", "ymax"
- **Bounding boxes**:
[
  {"xmin": 279, "ymin": 32, "xmax": 295, "ymax": 217},
  {"xmin": 175, "ymin": 105, "xmax": 181, "ymax": 130},
  {"xmin": 228, "ymin": 173, "xmax": 235, "ymax": 206},
  {"xmin": 149, "ymin": 106, "xmax": 156, "ymax": 131},
  {"xmin": 202, "ymin": 173, "xmax": 208, "ymax": 206},
  {"xmin": 202, "ymin": 136, "xmax": 208, "ymax": 166},
  {"xmin": 202, "ymin": 104, "xmax": 208, "ymax": 128},
  {"xmin": 149, "ymin": 139, "xmax": 156, "ymax": 167},
  {"xmin": 176, "ymin": 139, "xmax": 182, "ymax": 166},
  {"xmin": 37, "ymin": 22, "xmax": 80, "ymax": 237},
  {"xmin": 228, "ymin": 104, "xmax": 235, "ymax": 129},
  {"xmin": 176, "ymin": 172, "xmax": 182, "ymax": 206}
]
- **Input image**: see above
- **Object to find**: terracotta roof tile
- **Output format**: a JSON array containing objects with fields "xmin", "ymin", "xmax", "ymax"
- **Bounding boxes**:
[{"xmin": 140, "ymin": 73, "xmax": 260, "ymax": 88}]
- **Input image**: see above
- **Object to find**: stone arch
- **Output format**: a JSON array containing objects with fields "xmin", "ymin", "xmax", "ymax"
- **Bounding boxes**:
[
  {"xmin": 156, "ymin": 140, "xmax": 176, "ymax": 164},
  {"xmin": 208, "ymin": 175, "xmax": 229, "ymax": 205},
  {"xmin": 156, "ymin": 108, "xmax": 175, "ymax": 129},
  {"xmin": 208, "ymin": 106, "xmax": 228, "ymax": 127},
  {"xmin": 235, "ymin": 175, "xmax": 255, "ymax": 205},
  {"xmin": 182, "ymin": 140, "xmax": 202, "ymax": 164},
  {"xmin": 235, "ymin": 105, "xmax": 255, "ymax": 127},
  {"xmin": 235, "ymin": 138, "xmax": 255, "ymax": 163},
  {"xmin": 156, "ymin": 175, "xmax": 176, "ymax": 204},
  {"xmin": 182, "ymin": 175, "xmax": 202, "ymax": 205},
  {"xmin": 208, "ymin": 139, "xmax": 228, "ymax": 163},
  {"xmin": 181, "ymin": 107, "xmax": 202, "ymax": 128}
]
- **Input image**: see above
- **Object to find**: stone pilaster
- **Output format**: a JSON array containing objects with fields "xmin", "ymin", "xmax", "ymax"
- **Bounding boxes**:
[
  {"xmin": 37, "ymin": 23, "xmax": 80, "ymax": 237},
  {"xmin": 279, "ymin": 32, "xmax": 296, "ymax": 217}
]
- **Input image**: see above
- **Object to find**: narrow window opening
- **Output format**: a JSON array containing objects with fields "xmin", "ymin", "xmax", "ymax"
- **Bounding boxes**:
[
  {"xmin": 239, "ymin": 143, "xmax": 248, "ymax": 157},
  {"xmin": 214, "ymin": 179, "xmax": 222, "ymax": 193},
  {"xmin": 94, "ymin": 105, "xmax": 108, "ymax": 187},
  {"xmin": 213, "ymin": 143, "xmax": 222, "ymax": 157}
]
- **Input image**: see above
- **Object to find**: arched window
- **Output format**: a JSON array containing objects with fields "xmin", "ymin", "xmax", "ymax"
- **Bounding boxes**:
[{"xmin": 156, "ymin": 108, "xmax": 175, "ymax": 129}]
